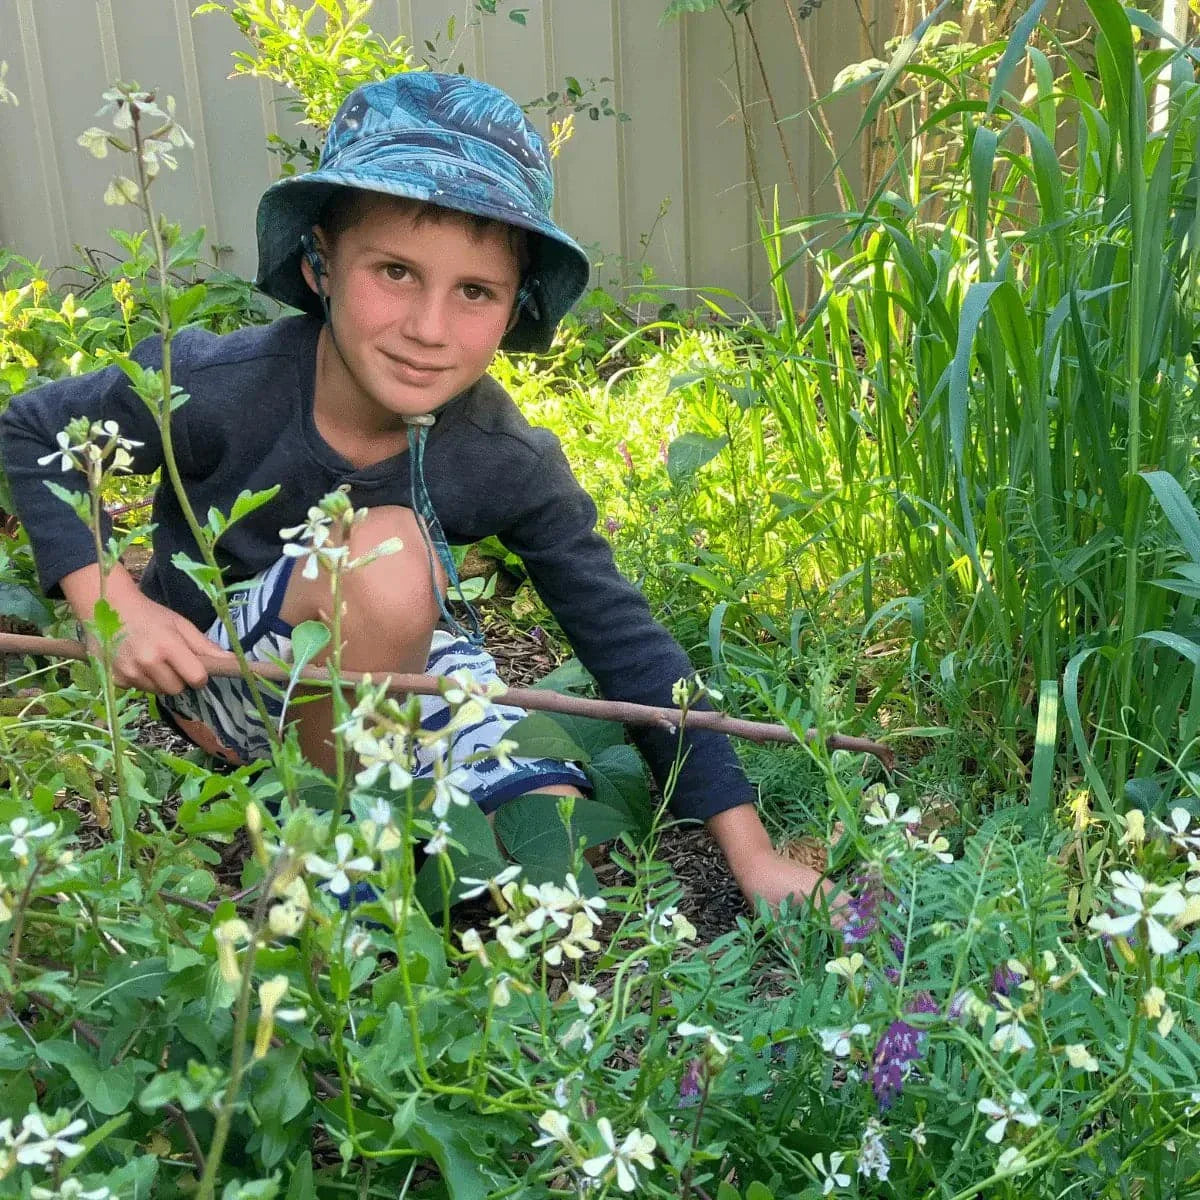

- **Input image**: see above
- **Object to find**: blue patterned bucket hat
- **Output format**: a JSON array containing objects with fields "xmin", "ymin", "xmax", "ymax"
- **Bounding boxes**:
[{"xmin": 255, "ymin": 72, "xmax": 590, "ymax": 353}]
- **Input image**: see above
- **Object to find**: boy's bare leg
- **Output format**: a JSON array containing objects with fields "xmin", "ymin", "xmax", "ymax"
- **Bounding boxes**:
[{"xmin": 277, "ymin": 504, "xmax": 442, "ymax": 774}]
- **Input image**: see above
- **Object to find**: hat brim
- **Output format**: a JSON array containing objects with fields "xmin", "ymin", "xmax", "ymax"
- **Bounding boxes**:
[{"xmin": 255, "ymin": 162, "xmax": 590, "ymax": 354}]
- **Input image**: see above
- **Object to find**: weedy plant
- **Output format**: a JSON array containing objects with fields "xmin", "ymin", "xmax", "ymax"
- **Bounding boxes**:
[{"xmin": 664, "ymin": 0, "xmax": 1200, "ymax": 806}]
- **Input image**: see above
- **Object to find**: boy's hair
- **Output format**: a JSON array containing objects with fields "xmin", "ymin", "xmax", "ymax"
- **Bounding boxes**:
[{"xmin": 317, "ymin": 187, "xmax": 531, "ymax": 275}]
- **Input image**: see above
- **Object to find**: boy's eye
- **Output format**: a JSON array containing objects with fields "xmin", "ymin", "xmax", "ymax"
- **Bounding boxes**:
[
  {"xmin": 383, "ymin": 264, "xmax": 410, "ymax": 281},
  {"xmin": 461, "ymin": 283, "xmax": 495, "ymax": 302}
]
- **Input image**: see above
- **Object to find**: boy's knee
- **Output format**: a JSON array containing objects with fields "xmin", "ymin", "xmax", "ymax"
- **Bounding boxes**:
[{"xmin": 281, "ymin": 504, "xmax": 446, "ymax": 646}]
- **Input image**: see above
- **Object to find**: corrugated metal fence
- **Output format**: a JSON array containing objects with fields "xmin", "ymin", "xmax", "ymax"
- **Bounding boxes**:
[{"xmin": 0, "ymin": 0, "xmax": 884, "ymax": 306}]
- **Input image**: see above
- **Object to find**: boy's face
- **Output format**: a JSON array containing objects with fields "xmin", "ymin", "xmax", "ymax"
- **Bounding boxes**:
[{"xmin": 306, "ymin": 196, "xmax": 521, "ymax": 427}]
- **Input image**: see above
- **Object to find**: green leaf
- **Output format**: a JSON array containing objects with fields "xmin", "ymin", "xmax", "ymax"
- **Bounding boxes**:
[
  {"xmin": 0, "ymin": 581, "xmax": 52, "ymax": 627},
  {"xmin": 290, "ymin": 621, "xmax": 331, "ymax": 671},
  {"xmin": 495, "ymin": 791, "xmax": 629, "ymax": 882},
  {"xmin": 661, "ymin": 0, "xmax": 719, "ymax": 20},
  {"xmin": 667, "ymin": 432, "xmax": 729, "ymax": 487},
  {"xmin": 167, "ymin": 225, "xmax": 206, "ymax": 269},
  {"xmin": 92, "ymin": 596, "xmax": 122, "ymax": 642},
  {"xmin": 406, "ymin": 1105, "xmax": 509, "ymax": 1199},
  {"xmin": 229, "ymin": 485, "xmax": 281, "ymax": 528},
  {"xmin": 504, "ymin": 711, "xmax": 589, "ymax": 764},
  {"xmin": 414, "ymin": 798, "xmax": 504, "ymax": 912},
  {"xmin": 1143, "ymin": 470, "xmax": 1200, "ymax": 565},
  {"xmin": 283, "ymin": 1153, "xmax": 315, "ymax": 1200},
  {"xmin": 37, "ymin": 1040, "xmax": 138, "ymax": 1115},
  {"xmin": 1028, "ymin": 679, "xmax": 1057, "ymax": 827},
  {"xmin": 987, "ymin": 0, "xmax": 1049, "ymax": 112},
  {"xmin": 168, "ymin": 282, "xmax": 207, "ymax": 327},
  {"xmin": 587, "ymin": 743, "xmax": 650, "ymax": 831}
]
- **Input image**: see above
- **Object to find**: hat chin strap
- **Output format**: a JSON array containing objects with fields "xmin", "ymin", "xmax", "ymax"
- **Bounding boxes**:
[{"xmin": 301, "ymin": 234, "xmax": 485, "ymax": 647}]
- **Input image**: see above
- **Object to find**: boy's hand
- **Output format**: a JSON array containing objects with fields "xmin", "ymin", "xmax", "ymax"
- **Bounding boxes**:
[
  {"xmin": 61, "ymin": 562, "xmax": 236, "ymax": 694},
  {"xmin": 705, "ymin": 802, "xmax": 844, "ymax": 922}
]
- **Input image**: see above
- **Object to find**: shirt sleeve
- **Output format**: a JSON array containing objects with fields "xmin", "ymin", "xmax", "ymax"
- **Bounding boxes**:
[
  {"xmin": 498, "ymin": 430, "xmax": 757, "ymax": 823},
  {"xmin": 0, "ymin": 333, "xmax": 187, "ymax": 598}
]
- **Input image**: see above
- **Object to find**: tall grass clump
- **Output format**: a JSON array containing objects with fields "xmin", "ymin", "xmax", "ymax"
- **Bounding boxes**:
[{"xmin": 750, "ymin": 0, "xmax": 1200, "ymax": 804}]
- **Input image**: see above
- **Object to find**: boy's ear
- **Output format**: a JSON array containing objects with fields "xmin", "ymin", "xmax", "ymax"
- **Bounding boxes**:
[{"xmin": 299, "ymin": 230, "xmax": 327, "ymax": 296}]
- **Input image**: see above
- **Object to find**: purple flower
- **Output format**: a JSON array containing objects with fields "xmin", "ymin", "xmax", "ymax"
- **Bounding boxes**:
[
  {"xmin": 869, "ymin": 994, "xmax": 937, "ymax": 1110},
  {"xmin": 991, "ymin": 964, "xmax": 1022, "ymax": 999},
  {"xmin": 907, "ymin": 991, "xmax": 938, "ymax": 1016},
  {"xmin": 842, "ymin": 872, "xmax": 886, "ymax": 945},
  {"xmin": 604, "ymin": 516, "xmax": 621, "ymax": 535},
  {"xmin": 658, "ymin": 438, "xmax": 669, "ymax": 465},
  {"xmin": 679, "ymin": 1058, "xmax": 703, "ymax": 1103},
  {"xmin": 870, "ymin": 1019, "xmax": 922, "ymax": 1109},
  {"xmin": 617, "ymin": 440, "xmax": 634, "ymax": 472}
]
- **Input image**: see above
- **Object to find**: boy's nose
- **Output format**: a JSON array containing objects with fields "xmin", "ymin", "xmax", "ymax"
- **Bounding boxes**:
[{"xmin": 399, "ymin": 291, "xmax": 451, "ymax": 345}]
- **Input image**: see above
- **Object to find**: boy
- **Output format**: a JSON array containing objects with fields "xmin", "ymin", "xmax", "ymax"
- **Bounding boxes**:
[{"xmin": 1, "ymin": 72, "xmax": 826, "ymax": 912}]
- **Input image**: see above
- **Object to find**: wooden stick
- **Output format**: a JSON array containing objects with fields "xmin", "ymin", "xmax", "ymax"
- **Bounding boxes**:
[{"xmin": 0, "ymin": 631, "xmax": 894, "ymax": 769}]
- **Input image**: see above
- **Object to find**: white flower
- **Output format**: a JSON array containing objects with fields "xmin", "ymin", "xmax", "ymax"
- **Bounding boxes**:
[
  {"xmin": 37, "ymin": 430, "xmax": 81, "ymax": 472},
  {"xmin": 825, "ymin": 952, "xmax": 865, "ymax": 980},
  {"xmin": 1089, "ymin": 869, "xmax": 1186, "ymax": 955},
  {"xmin": 344, "ymin": 925, "xmax": 372, "ymax": 959},
  {"xmin": 907, "ymin": 1122, "xmax": 927, "ymax": 1148},
  {"xmin": 280, "ymin": 506, "xmax": 333, "ymax": 550},
  {"xmin": 562, "ymin": 872, "xmax": 606, "ymax": 927},
  {"xmin": 16, "ymin": 1113, "xmax": 87, "ymax": 1165},
  {"xmin": 582, "ymin": 1118, "xmax": 657, "ymax": 1192},
  {"xmin": 532, "ymin": 1109, "xmax": 571, "ymax": 1148},
  {"xmin": 819, "ymin": 1024, "xmax": 871, "ymax": 1058},
  {"xmin": 459, "ymin": 927, "xmax": 489, "ymax": 965},
  {"xmin": 813, "ymin": 1151, "xmax": 851, "ymax": 1194},
  {"xmin": 857, "ymin": 1118, "xmax": 890, "ymax": 1181},
  {"xmin": 977, "ymin": 1091, "xmax": 1041, "ymax": 1143},
  {"xmin": 423, "ymin": 821, "xmax": 452, "ymax": 857},
  {"xmin": 32, "ymin": 1182, "xmax": 111, "ymax": 1200},
  {"xmin": 560, "ymin": 1017, "xmax": 594, "ymax": 1052},
  {"xmin": 102, "ymin": 176, "xmax": 141, "ymax": 206},
  {"xmin": 0, "ymin": 816, "xmax": 55, "ymax": 861},
  {"xmin": 360, "ymin": 798, "xmax": 403, "ymax": 852},
  {"xmin": 495, "ymin": 922, "xmax": 527, "ymax": 960},
  {"xmin": 864, "ymin": 792, "xmax": 920, "ymax": 829},
  {"xmin": 431, "ymin": 775, "xmax": 472, "ymax": 819},
  {"xmin": 458, "ymin": 865, "xmax": 521, "ymax": 902},
  {"xmin": 522, "ymin": 881, "xmax": 575, "ymax": 933},
  {"xmin": 908, "ymin": 829, "xmax": 954, "ymax": 863},
  {"xmin": 77, "ymin": 126, "xmax": 112, "ymax": 158},
  {"xmin": 1064, "ymin": 1042, "xmax": 1099, "ymax": 1071},
  {"xmin": 542, "ymin": 911, "xmax": 601, "ymax": 966},
  {"xmin": 677, "ymin": 1020, "xmax": 742, "ymax": 1059},
  {"xmin": 491, "ymin": 973, "xmax": 514, "ymax": 1007},
  {"xmin": 567, "ymin": 981, "xmax": 598, "ymax": 1014},
  {"xmin": 989, "ymin": 996, "xmax": 1035, "ymax": 1054},
  {"xmin": 305, "ymin": 833, "xmax": 373, "ymax": 896},
  {"xmin": 352, "ymin": 732, "xmax": 414, "ymax": 793},
  {"xmin": 491, "ymin": 738, "xmax": 519, "ymax": 769},
  {"xmin": 997, "ymin": 1146, "xmax": 1030, "ymax": 1174},
  {"xmin": 267, "ymin": 877, "xmax": 309, "ymax": 938},
  {"xmin": 1156, "ymin": 807, "xmax": 1200, "ymax": 851},
  {"xmin": 212, "ymin": 918, "xmax": 251, "ymax": 985}
]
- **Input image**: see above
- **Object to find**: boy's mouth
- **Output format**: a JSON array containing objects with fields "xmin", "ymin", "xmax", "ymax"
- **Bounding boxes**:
[{"xmin": 381, "ymin": 350, "xmax": 448, "ymax": 383}]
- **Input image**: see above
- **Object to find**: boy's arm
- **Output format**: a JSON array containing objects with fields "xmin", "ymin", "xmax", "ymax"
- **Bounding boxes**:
[
  {"xmin": 0, "ymin": 336, "xmax": 174, "ymax": 600},
  {"xmin": 60, "ymin": 561, "xmax": 233, "ymax": 694},
  {"xmin": 706, "ymin": 803, "xmax": 835, "ymax": 912},
  {"xmin": 491, "ymin": 431, "xmax": 834, "ymax": 914}
]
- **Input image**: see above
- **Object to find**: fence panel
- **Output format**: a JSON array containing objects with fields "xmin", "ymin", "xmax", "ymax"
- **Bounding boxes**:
[{"xmin": 0, "ymin": 0, "xmax": 875, "ymax": 306}]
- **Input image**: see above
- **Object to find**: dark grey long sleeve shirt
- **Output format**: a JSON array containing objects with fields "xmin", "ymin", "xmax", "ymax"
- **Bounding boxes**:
[{"xmin": 0, "ymin": 315, "xmax": 756, "ymax": 821}]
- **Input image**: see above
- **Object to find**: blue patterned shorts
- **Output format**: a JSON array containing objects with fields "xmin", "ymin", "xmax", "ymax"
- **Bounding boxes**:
[{"xmin": 159, "ymin": 556, "xmax": 588, "ymax": 813}]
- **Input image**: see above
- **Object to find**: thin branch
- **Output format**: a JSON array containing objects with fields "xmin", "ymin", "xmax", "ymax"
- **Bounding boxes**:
[{"xmin": 0, "ymin": 631, "xmax": 895, "ymax": 770}]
